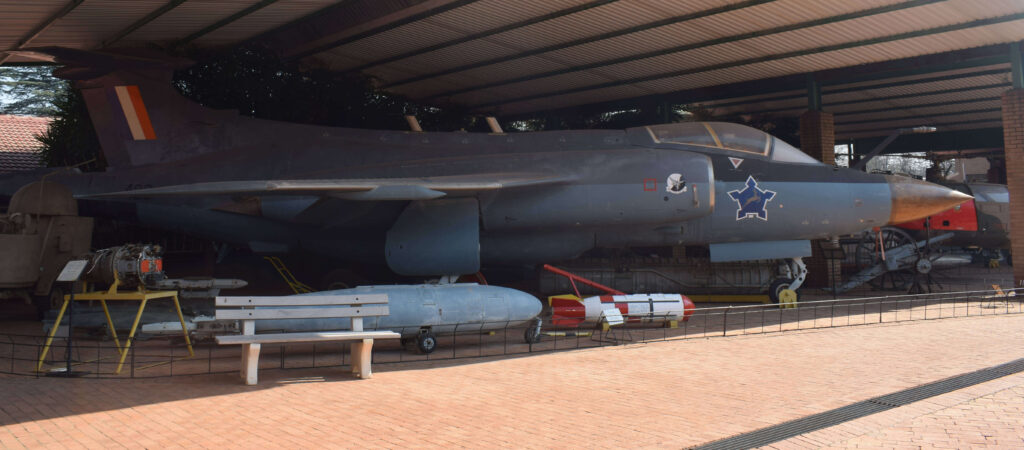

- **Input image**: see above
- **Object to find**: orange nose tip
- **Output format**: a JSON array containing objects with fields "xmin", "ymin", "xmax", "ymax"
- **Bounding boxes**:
[{"xmin": 886, "ymin": 175, "xmax": 973, "ymax": 225}]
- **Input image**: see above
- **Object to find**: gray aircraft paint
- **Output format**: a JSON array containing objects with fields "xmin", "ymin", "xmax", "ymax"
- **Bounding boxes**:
[
  {"xmin": 254, "ymin": 283, "xmax": 541, "ymax": 336},
  {"xmin": 0, "ymin": 48, "xmax": 970, "ymax": 277}
]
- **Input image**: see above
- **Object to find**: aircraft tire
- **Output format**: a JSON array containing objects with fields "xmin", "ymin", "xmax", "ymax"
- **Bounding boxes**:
[
  {"xmin": 416, "ymin": 332, "xmax": 437, "ymax": 354},
  {"xmin": 768, "ymin": 278, "xmax": 794, "ymax": 304},
  {"xmin": 524, "ymin": 319, "xmax": 543, "ymax": 344}
]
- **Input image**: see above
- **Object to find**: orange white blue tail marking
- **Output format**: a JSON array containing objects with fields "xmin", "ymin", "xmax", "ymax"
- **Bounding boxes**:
[{"xmin": 114, "ymin": 85, "xmax": 156, "ymax": 140}]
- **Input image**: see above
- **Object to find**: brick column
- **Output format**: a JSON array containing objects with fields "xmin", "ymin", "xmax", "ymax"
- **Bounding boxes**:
[
  {"xmin": 799, "ymin": 110, "xmax": 837, "ymax": 288},
  {"xmin": 798, "ymin": 110, "xmax": 835, "ymax": 165},
  {"xmin": 1001, "ymin": 89, "xmax": 1024, "ymax": 287}
]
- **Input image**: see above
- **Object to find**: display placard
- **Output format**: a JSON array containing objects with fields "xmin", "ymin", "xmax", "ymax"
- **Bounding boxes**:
[{"xmin": 56, "ymin": 260, "xmax": 89, "ymax": 282}]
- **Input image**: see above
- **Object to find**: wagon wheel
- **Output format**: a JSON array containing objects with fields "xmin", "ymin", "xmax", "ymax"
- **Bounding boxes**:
[{"xmin": 854, "ymin": 227, "xmax": 918, "ymax": 291}]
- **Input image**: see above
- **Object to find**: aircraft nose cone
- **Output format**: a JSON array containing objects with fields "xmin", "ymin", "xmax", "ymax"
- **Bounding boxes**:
[{"xmin": 886, "ymin": 175, "xmax": 973, "ymax": 225}]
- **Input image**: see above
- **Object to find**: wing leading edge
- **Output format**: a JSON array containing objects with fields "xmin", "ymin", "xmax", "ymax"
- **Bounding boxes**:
[{"xmin": 82, "ymin": 173, "xmax": 574, "ymax": 201}]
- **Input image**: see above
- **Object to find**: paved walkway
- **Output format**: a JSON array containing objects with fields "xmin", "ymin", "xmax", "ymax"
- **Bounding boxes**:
[{"xmin": 1, "ymin": 313, "xmax": 1023, "ymax": 448}]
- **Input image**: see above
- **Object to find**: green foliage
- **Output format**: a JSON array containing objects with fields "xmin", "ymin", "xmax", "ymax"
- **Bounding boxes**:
[
  {"xmin": 174, "ymin": 46, "xmax": 487, "ymax": 132},
  {"xmin": 0, "ymin": 66, "xmax": 64, "ymax": 116},
  {"xmin": 36, "ymin": 86, "xmax": 105, "ymax": 171}
]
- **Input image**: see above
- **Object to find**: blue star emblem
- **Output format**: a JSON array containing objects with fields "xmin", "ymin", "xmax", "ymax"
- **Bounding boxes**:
[{"xmin": 728, "ymin": 176, "xmax": 776, "ymax": 221}]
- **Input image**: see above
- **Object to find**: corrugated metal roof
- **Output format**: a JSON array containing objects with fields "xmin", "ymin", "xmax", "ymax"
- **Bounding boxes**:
[
  {"xmin": 1, "ymin": 0, "xmax": 1023, "ymax": 138},
  {"xmin": 194, "ymin": 0, "xmax": 338, "ymax": 46}
]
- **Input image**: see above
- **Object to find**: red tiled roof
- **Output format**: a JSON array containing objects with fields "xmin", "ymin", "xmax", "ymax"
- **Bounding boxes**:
[{"xmin": 0, "ymin": 115, "xmax": 50, "ymax": 173}]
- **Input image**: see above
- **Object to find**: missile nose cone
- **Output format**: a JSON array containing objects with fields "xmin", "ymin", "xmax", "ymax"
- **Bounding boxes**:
[
  {"xmin": 886, "ymin": 175, "xmax": 973, "ymax": 225},
  {"xmin": 513, "ymin": 290, "xmax": 543, "ymax": 319}
]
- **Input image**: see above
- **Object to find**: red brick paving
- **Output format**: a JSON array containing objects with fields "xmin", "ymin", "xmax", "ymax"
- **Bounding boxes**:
[
  {"xmin": 769, "ymin": 372, "xmax": 1024, "ymax": 449},
  {"xmin": 1, "ymin": 314, "xmax": 1023, "ymax": 448}
]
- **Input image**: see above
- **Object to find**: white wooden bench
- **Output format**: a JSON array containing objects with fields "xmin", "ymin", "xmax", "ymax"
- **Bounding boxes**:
[{"xmin": 214, "ymin": 294, "xmax": 400, "ymax": 385}]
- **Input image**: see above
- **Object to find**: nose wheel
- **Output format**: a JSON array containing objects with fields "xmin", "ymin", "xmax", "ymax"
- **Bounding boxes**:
[{"xmin": 415, "ymin": 330, "xmax": 437, "ymax": 354}]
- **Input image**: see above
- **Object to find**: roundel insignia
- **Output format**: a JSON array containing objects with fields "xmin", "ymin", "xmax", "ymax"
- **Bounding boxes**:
[
  {"xmin": 666, "ymin": 173, "xmax": 687, "ymax": 194},
  {"xmin": 727, "ymin": 176, "xmax": 776, "ymax": 221}
]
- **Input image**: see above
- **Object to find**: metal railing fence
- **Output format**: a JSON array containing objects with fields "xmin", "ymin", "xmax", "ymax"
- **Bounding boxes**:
[{"xmin": 1, "ymin": 288, "xmax": 1020, "ymax": 379}]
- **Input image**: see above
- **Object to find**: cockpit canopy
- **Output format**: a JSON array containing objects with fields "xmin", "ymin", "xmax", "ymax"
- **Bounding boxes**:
[{"xmin": 636, "ymin": 122, "xmax": 823, "ymax": 165}]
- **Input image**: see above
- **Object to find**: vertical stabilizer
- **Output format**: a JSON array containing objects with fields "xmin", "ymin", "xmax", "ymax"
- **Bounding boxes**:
[{"xmin": 17, "ymin": 47, "xmax": 236, "ymax": 169}]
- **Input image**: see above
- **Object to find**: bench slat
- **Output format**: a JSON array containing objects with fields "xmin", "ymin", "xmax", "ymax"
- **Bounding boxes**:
[
  {"xmin": 216, "ymin": 305, "xmax": 389, "ymax": 321},
  {"xmin": 216, "ymin": 294, "xmax": 388, "ymax": 307},
  {"xmin": 216, "ymin": 330, "xmax": 400, "ymax": 345}
]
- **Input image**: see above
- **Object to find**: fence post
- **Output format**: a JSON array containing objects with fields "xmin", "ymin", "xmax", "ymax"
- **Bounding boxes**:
[
  {"xmin": 130, "ymin": 339, "xmax": 135, "ymax": 378},
  {"xmin": 722, "ymin": 307, "xmax": 731, "ymax": 337},
  {"xmin": 830, "ymin": 301, "xmax": 835, "ymax": 328},
  {"xmin": 452, "ymin": 323, "xmax": 459, "ymax": 359}
]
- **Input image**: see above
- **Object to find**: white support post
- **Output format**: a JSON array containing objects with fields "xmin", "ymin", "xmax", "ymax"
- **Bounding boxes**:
[
  {"xmin": 350, "ymin": 341, "xmax": 362, "ymax": 375},
  {"xmin": 242, "ymin": 343, "xmax": 261, "ymax": 385},
  {"xmin": 240, "ymin": 319, "xmax": 258, "ymax": 384},
  {"xmin": 354, "ymin": 339, "xmax": 373, "ymax": 379}
]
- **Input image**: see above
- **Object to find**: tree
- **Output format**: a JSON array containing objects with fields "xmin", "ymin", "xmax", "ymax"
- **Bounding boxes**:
[
  {"xmin": 0, "ymin": 66, "xmax": 64, "ymax": 116},
  {"xmin": 36, "ymin": 86, "xmax": 105, "ymax": 171},
  {"xmin": 174, "ymin": 45, "xmax": 484, "ymax": 132}
]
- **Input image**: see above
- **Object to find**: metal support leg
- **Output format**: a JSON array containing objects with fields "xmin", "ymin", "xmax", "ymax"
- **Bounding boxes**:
[
  {"xmin": 171, "ymin": 293, "xmax": 195, "ymax": 357},
  {"xmin": 788, "ymin": 257, "xmax": 808, "ymax": 291},
  {"xmin": 99, "ymin": 300, "xmax": 122, "ymax": 355},
  {"xmin": 114, "ymin": 299, "xmax": 148, "ymax": 374}
]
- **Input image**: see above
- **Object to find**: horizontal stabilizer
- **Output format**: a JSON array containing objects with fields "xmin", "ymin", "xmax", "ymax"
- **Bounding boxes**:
[{"xmin": 82, "ymin": 173, "xmax": 573, "ymax": 201}]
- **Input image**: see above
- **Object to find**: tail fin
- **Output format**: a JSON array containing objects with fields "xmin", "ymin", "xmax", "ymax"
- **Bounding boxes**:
[{"xmin": 16, "ymin": 47, "xmax": 231, "ymax": 169}]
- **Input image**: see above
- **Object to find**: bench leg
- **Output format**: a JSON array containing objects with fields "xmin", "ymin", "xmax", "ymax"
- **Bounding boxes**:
[
  {"xmin": 240, "ymin": 343, "xmax": 261, "ymax": 385},
  {"xmin": 350, "ymin": 339, "xmax": 373, "ymax": 379}
]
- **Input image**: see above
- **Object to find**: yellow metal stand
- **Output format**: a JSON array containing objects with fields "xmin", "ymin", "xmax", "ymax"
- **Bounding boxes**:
[
  {"xmin": 264, "ymin": 256, "xmax": 314, "ymax": 294},
  {"xmin": 36, "ymin": 279, "xmax": 194, "ymax": 374}
]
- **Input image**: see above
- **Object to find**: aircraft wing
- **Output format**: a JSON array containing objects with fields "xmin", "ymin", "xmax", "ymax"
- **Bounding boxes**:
[{"xmin": 81, "ymin": 173, "xmax": 573, "ymax": 201}]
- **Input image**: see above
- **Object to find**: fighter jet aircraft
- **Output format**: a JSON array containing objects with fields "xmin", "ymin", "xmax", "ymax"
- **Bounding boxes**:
[{"xmin": 1, "ymin": 48, "xmax": 971, "ymax": 294}]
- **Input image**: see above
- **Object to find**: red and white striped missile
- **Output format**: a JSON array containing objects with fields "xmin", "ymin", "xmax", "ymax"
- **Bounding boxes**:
[{"xmin": 551, "ymin": 294, "xmax": 695, "ymax": 327}]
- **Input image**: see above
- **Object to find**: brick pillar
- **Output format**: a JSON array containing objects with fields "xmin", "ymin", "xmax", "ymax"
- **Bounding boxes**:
[
  {"xmin": 798, "ymin": 110, "xmax": 835, "ymax": 165},
  {"xmin": 799, "ymin": 110, "xmax": 837, "ymax": 288},
  {"xmin": 1001, "ymin": 89, "xmax": 1024, "ymax": 287}
]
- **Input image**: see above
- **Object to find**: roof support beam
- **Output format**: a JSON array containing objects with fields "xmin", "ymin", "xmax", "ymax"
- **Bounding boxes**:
[
  {"xmin": 347, "ymin": 0, "xmax": 617, "ymax": 73},
  {"xmin": 848, "ymin": 127, "xmax": 1002, "ymax": 152},
  {"xmin": 479, "ymin": 12, "xmax": 1024, "ymax": 110},
  {"xmin": 502, "ymin": 45, "xmax": 1010, "ymax": 121},
  {"xmin": 428, "ymin": 0, "xmax": 943, "ymax": 99},
  {"xmin": 746, "ymin": 83, "xmax": 1010, "ymax": 116},
  {"xmin": 103, "ymin": 0, "xmax": 188, "ymax": 47},
  {"xmin": 175, "ymin": 0, "xmax": 278, "ymax": 48},
  {"xmin": 704, "ymin": 74, "xmax": 1007, "ymax": 113},
  {"xmin": 835, "ymin": 97, "xmax": 1002, "ymax": 117},
  {"xmin": 384, "ymin": 0, "xmax": 778, "ymax": 89},
  {"xmin": 0, "ymin": 0, "xmax": 84, "ymax": 65},
  {"xmin": 839, "ymin": 107, "xmax": 1002, "ymax": 126}
]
